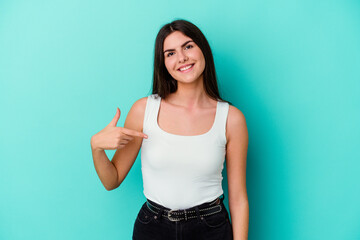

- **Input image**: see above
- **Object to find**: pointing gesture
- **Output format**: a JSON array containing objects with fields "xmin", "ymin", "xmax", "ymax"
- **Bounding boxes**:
[{"xmin": 91, "ymin": 107, "xmax": 148, "ymax": 151}]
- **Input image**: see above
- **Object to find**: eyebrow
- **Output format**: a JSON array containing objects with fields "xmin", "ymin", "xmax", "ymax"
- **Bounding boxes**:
[{"xmin": 163, "ymin": 40, "xmax": 194, "ymax": 54}]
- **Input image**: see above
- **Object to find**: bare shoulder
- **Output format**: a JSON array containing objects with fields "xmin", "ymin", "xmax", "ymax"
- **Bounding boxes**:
[
  {"xmin": 228, "ymin": 105, "xmax": 246, "ymax": 123},
  {"xmin": 226, "ymin": 105, "xmax": 248, "ymax": 143},
  {"xmin": 124, "ymin": 96, "xmax": 148, "ymax": 132},
  {"xmin": 129, "ymin": 96, "xmax": 148, "ymax": 114}
]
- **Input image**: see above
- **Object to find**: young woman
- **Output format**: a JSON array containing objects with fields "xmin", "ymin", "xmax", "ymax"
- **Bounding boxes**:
[{"xmin": 90, "ymin": 19, "xmax": 249, "ymax": 240}]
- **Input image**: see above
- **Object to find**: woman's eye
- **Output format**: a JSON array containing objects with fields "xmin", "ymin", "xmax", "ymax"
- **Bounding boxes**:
[{"xmin": 166, "ymin": 45, "xmax": 192, "ymax": 57}]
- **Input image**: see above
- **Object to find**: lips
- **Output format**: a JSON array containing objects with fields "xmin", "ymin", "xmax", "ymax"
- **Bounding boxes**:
[{"xmin": 178, "ymin": 63, "xmax": 194, "ymax": 72}]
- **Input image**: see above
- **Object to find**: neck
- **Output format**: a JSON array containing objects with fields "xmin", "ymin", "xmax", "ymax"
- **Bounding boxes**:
[{"xmin": 166, "ymin": 77, "xmax": 211, "ymax": 109}]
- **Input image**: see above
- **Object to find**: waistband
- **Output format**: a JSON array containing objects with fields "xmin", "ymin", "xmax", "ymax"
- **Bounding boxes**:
[
  {"xmin": 147, "ymin": 194, "xmax": 225, "ymax": 211},
  {"xmin": 145, "ymin": 194, "xmax": 225, "ymax": 222}
]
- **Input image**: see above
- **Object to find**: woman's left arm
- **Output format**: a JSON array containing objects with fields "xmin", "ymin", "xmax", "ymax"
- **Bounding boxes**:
[{"xmin": 225, "ymin": 105, "xmax": 249, "ymax": 240}]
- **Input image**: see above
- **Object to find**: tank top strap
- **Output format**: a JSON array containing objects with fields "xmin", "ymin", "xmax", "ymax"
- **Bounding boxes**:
[
  {"xmin": 143, "ymin": 94, "xmax": 160, "ymax": 132},
  {"xmin": 213, "ymin": 100, "xmax": 230, "ymax": 144}
]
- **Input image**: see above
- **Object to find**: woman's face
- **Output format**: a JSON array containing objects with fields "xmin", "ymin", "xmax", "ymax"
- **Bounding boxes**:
[{"xmin": 163, "ymin": 31, "xmax": 205, "ymax": 84}]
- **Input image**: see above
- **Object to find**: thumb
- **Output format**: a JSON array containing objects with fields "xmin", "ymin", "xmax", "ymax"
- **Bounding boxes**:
[{"xmin": 108, "ymin": 107, "xmax": 121, "ymax": 127}]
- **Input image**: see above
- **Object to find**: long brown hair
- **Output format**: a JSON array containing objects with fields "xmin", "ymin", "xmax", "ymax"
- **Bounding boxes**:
[{"xmin": 152, "ymin": 19, "xmax": 232, "ymax": 105}]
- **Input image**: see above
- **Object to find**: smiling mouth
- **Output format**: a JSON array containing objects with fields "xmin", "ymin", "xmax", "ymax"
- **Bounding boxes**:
[{"xmin": 178, "ymin": 64, "xmax": 194, "ymax": 72}]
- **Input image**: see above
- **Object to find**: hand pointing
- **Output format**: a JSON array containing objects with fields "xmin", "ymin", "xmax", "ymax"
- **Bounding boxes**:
[{"xmin": 91, "ymin": 107, "xmax": 148, "ymax": 151}]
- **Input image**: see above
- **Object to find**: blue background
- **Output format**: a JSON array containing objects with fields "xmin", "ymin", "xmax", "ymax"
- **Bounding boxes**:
[{"xmin": 1, "ymin": 0, "xmax": 359, "ymax": 239}]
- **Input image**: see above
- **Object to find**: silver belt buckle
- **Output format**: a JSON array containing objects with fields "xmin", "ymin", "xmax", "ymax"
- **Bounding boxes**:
[{"xmin": 167, "ymin": 210, "xmax": 181, "ymax": 222}]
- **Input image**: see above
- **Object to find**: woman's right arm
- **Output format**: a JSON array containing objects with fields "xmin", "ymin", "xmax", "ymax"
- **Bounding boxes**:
[{"xmin": 90, "ymin": 97, "xmax": 148, "ymax": 191}]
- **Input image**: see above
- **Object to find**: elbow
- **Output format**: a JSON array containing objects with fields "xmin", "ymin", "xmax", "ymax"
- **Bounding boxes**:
[
  {"xmin": 105, "ymin": 186, "xmax": 115, "ymax": 191},
  {"xmin": 104, "ymin": 181, "xmax": 121, "ymax": 191},
  {"xmin": 105, "ymin": 185, "xmax": 116, "ymax": 191},
  {"xmin": 103, "ymin": 172, "xmax": 122, "ymax": 191}
]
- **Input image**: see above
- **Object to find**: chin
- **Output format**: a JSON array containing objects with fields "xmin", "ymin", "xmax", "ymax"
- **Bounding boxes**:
[{"xmin": 178, "ymin": 76, "xmax": 201, "ymax": 84}]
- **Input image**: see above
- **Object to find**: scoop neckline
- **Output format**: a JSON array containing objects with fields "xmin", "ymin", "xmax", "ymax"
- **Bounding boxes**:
[{"xmin": 155, "ymin": 96, "xmax": 219, "ymax": 138}]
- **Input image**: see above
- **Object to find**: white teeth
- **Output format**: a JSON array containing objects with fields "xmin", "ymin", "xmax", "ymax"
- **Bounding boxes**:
[{"xmin": 179, "ymin": 64, "xmax": 193, "ymax": 71}]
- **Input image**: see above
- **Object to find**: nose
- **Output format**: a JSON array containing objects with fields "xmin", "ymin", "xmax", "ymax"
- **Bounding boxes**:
[{"xmin": 177, "ymin": 50, "xmax": 188, "ymax": 63}]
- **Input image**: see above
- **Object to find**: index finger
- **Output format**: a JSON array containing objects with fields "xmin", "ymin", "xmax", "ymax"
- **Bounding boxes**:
[{"xmin": 122, "ymin": 127, "xmax": 148, "ymax": 139}]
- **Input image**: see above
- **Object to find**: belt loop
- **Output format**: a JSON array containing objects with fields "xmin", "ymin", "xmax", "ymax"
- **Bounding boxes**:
[
  {"xmin": 194, "ymin": 206, "xmax": 202, "ymax": 223},
  {"xmin": 157, "ymin": 206, "xmax": 164, "ymax": 222}
]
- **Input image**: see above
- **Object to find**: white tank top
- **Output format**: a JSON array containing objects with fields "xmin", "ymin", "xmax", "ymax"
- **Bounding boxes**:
[{"xmin": 140, "ymin": 93, "xmax": 229, "ymax": 210}]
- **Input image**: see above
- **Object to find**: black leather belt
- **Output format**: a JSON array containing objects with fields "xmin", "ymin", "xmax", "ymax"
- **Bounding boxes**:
[{"xmin": 146, "ymin": 195, "xmax": 224, "ymax": 222}]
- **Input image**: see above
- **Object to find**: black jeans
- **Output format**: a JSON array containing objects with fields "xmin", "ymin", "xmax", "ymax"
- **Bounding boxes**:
[{"xmin": 132, "ymin": 195, "xmax": 233, "ymax": 240}]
